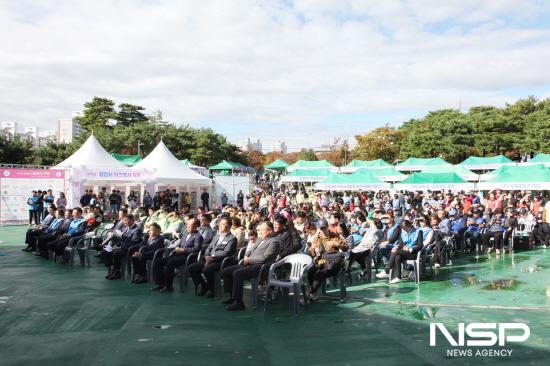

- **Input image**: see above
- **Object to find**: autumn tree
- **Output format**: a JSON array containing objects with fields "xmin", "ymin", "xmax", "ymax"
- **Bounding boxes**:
[{"xmin": 353, "ymin": 124, "xmax": 403, "ymax": 163}]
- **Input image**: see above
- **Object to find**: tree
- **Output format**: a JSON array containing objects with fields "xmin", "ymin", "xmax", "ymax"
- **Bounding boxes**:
[
  {"xmin": 523, "ymin": 98, "xmax": 550, "ymax": 153},
  {"xmin": 470, "ymin": 106, "xmax": 519, "ymax": 157},
  {"xmin": 147, "ymin": 109, "xmax": 168, "ymax": 126},
  {"xmin": 31, "ymin": 142, "xmax": 78, "ymax": 166},
  {"xmin": 353, "ymin": 125, "xmax": 403, "ymax": 163},
  {"xmin": 79, "ymin": 97, "xmax": 117, "ymax": 131},
  {"xmin": 298, "ymin": 149, "xmax": 318, "ymax": 161},
  {"xmin": 241, "ymin": 150, "xmax": 265, "ymax": 171},
  {"xmin": 318, "ymin": 137, "xmax": 350, "ymax": 166},
  {"xmin": 398, "ymin": 110, "xmax": 474, "ymax": 163},
  {"xmin": 0, "ymin": 135, "xmax": 33, "ymax": 164},
  {"xmin": 116, "ymin": 103, "xmax": 147, "ymax": 126}
]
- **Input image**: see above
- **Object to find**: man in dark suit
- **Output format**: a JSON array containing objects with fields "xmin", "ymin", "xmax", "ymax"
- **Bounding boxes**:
[
  {"xmin": 189, "ymin": 217, "xmax": 237, "ymax": 298},
  {"xmin": 103, "ymin": 214, "xmax": 143, "ymax": 279},
  {"xmin": 131, "ymin": 222, "xmax": 165, "ymax": 284},
  {"xmin": 201, "ymin": 190, "xmax": 210, "ymax": 211},
  {"xmin": 221, "ymin": 221, "xmax": 280, "ymax": 311},
  {"xmin": 152, "ymin": 217, "xmax": 203, "ymax": 292}
]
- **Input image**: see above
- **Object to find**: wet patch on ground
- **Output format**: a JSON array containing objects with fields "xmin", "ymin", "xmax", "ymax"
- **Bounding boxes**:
[{"xmin": 481, "ymin": 279, "xmax": 524, "ymax": 291}]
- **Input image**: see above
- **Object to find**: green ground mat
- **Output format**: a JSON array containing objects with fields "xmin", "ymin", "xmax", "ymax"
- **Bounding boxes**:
[{"xmin": 1, "ymin": 225, "xmax": 549, "ymax": 365}]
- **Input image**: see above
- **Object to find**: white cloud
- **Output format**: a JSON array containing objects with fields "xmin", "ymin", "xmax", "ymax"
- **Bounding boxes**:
[{"xmin": 0, "ymin": 0, "xmax": 549, "ymax": 150}]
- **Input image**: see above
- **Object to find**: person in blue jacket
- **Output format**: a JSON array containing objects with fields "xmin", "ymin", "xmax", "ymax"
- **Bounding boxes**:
[
  {"xmin": 464, "ymin": 210, "xmax": 486, "ymax": 251},
  {"xmin": 376, "ymin": 219, "xmax": 423, "ymax": 284},
  {"xmin": 27, "ymin": 191, "xmax": 40, "ymax": 225}
]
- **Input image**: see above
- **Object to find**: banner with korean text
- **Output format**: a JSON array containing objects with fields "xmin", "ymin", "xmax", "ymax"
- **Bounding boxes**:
[{"xmin": 0, "ymin": 169, "xmax": 66, "ymax": 225}]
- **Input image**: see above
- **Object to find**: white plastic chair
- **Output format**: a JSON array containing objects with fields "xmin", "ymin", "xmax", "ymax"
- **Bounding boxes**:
[
  {"xmin": 264, "ymin": 253, "xmax": 313, "ymax": 314},
  {"xmin": 511, "ymin": 222, "xmax": 535, "ymax": 250},
  {"xmin": 388, "ymin": 248, "xmax": 426, "ymax": 285}
]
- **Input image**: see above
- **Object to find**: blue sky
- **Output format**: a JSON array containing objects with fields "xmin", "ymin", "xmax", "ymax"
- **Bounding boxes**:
[{"xmin": 0, "ymin": 0, "xmax": 549, "ymax": 151}]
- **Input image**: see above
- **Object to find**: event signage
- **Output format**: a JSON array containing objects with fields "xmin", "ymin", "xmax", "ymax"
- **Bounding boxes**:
[
  {"xmin": 71, "ymin": 168, "xmax": 155, "ymax": 182},
  {"xmin": 0, "ymin": 169, "xmax": 66, "ymax": 225}
]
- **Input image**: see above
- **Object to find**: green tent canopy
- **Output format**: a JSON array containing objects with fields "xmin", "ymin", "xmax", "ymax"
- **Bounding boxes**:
[
  {"xmin": 421, "ymin": 165, "xmax": 479, "ymax": 181},
  {"xmin": 180, "ymin": 159, "xmax": 207, "ymax": 169},
  {"xmin": 287, "ymin": 159, "xmax": 335, "ymax": 172},
  {"xmin": 394, "ymin": 172, "xmax": 474, "ymax": 191},
  {"xmin": 280, "ymin": 169, "xmax": 332, "ymax": 183},
  {"xmin": 396, "ymin": 157, "xmax": 451, "ymax": 171},
  {"xmin": 356, "ymin": 167, "xmax": 407, "ymax": 182},
  {"xmin": 341, "ymin": 159, "xmax": 391, "ymax": 172},
  {"xmin": 111, "ymin": 153, "xmax": 142, "ymax": 166},
  {"xmin": 315, "ymin": 171, "xmax": 390, "ymax": 191},
  {"xmin": 529, "ymin": 153, "xmax": 550, "ymax": 166},
  {"xmin": 458, "ymin": 155, "xmax": 513, "ymax": 170},
  {"xmin": 477, "ymin": 164, "xmax": 550, "ymax": 190},
  {"xmin": 264, "ymin": 159, "xmax": 290, "ymax": 170},
  {"xmin": 180, "ymin": 159, "xmax": 192, "ymax": 166},
  {"xmin": 209, "ymin": 160, "xmax": 253, "ymax": 172}
]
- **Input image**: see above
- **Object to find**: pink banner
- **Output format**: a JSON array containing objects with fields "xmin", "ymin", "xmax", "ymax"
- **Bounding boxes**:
[{"xmin": 1, "ymin": 169, "xmax": 65, "ymax": 179}]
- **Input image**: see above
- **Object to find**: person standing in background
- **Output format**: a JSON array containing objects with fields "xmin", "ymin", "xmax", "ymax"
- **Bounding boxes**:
[
  {"xmin": 27, "ymin": 191, "xmax": 40, "ymax": 225},
  {"xmin": 237, "ymin": 190, "xmax": 244, "ymax": 208},
  {"xmin": 36, "ymin": 190, "xmax": 44, "ymax": 224},
  {"xmin": 43, "ymin": 190, "xmax": 55, "ymax": 219},
  {"xmin": 143, "ymin": 191, "xmax": 153, "ymax": 209},
  {"xmin": 55, "ymin": 192, "xmax": 67, "ymax": 209},
  {"xmin": 109, "ymin": 190, "xmax": 119, "ymax": 216},
  {"xmin": 201, "ymin": 190, "xmax": 210, "ymax": 211}
]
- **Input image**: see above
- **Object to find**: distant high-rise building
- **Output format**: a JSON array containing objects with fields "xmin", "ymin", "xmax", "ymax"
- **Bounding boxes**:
[
  {"xmin": 38, "ymin": 130, "xmax": 56, "ymax": 147},
  {"xmin": 1, "ymin": 121, "xmax": 17, "ymax": 140},
  {"xmin": 271, "ymin": 141, "xmax": 288, "ymax": 154},
  {"xmin": 21, "ymin": 126, "xmax": 40, "ymax": 147},
  {"xmin": 239, "ymin": 138, "xmax": 262, "ymax": 152},
  {"xmin": 24, "ymin": 126, "xmax": 38, "ymax": 139},
  {"xmin": 57, "ymin": 117, "xmax": 82, "ymax": 143}
]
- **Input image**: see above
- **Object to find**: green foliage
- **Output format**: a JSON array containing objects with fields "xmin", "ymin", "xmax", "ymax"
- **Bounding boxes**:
[
  {"xmin": 523, "ymin": 99, "xmax": 550, "ymax": 153},
  {"xmin": 354, "ymin": 97, "xmax": 549, "ymax": 164},
  {"xmin": 116, "ymin": 103, "xmax": 148, "ymax": 126},
  {"xmin": 298, "ymin": 149, "xmax": 318, "ymax": 161},
  {"xmin": 31, "ymin": 142, "xmax": 78, "ymax": 166},
  {"xmin": 79, "ymin": 97, "xmax": 117, "ymax": 131},
  {"xmin": 399, "ymin": 109, "xmax": 474, "ymax": 163},
  {"xmin": 2, "ymin": 96, "xmax": 549, "ymax": 167},
  {"xmin": 0, "ymin": 135, "xmax": 33, "ymax": 164}
]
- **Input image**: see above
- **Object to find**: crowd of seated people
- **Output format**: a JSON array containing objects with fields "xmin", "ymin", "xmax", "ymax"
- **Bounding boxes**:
[{"xmin": 22, "ymin": 181, "xmax": 550, "ymax": 312}]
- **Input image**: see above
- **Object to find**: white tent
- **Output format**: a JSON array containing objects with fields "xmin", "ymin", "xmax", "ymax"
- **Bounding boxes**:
[
  {"xmin": 55, "ymin": 134, "xmax": 127, "ymax": 169},
  {"xmin": 133, "ymin": 140, "xmax": 211, "ymax": 185},
  {"xmin": 55, "ymin": 135, "xmax": 149, "ymax": 208}
]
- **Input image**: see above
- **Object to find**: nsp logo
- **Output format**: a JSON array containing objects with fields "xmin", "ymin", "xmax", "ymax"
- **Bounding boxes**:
[{"xmin": 430, "ymin": 323, "xmax": 530, "ymax": 347}]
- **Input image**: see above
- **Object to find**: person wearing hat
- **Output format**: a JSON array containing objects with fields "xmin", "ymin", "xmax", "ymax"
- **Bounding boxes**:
[
  {"xmin": 464, "ymin": 210, "xmax": 486, "ymax": 252},
  {"xmin": 376, "ymin": 219, "xmax": 423, "ymax": 284},
  {"xmin": 448, "ymin": 208, "xmax": 467, "ymax": 253},
  {"xmin": 482, "ymin": 208, "xmax": 506, "ymax": 254}
]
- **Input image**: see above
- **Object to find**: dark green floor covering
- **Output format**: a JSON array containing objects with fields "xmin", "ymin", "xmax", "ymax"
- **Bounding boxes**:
[{"xmin": 1, "ymin": 225, "xmax": 550, "ymax": 365}]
